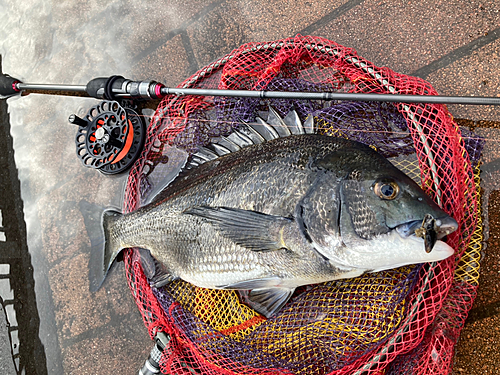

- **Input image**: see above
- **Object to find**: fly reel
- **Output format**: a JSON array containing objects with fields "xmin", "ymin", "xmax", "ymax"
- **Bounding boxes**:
[{"xmin": 69, "ymin": 100, "xmax": 146, "ymax": 175}]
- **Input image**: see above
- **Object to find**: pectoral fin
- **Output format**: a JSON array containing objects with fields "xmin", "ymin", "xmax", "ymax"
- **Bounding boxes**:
[{"xmin": 184, "ymin": 206, "xmax": 293, "ymax": 252}]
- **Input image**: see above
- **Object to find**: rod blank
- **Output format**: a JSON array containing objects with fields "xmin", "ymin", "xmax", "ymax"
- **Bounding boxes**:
[{"xmin": 160, "ymin": 87, "xmax": 500, "ymax": 106}]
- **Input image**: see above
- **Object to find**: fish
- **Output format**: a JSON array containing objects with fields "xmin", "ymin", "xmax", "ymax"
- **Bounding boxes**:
[{"xmin": 89, "ymin": 107, "xmax": 458, "ymax": 317}]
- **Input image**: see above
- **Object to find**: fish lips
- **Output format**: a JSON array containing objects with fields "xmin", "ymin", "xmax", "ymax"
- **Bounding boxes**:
[{"xmin": 395, "ymin": 216, "xmax": 458, "ymax": 240}]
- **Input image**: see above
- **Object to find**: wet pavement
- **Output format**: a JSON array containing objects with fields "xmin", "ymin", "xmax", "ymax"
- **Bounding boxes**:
[{"xmin": 0, "ymin": 0, "xmax": 499, "ymax": 374}]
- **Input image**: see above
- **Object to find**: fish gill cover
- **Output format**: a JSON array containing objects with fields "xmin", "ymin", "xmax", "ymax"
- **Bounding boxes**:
[{"xmin": 121, "ymin": 35, "xmax": 483, "ymax": 374}]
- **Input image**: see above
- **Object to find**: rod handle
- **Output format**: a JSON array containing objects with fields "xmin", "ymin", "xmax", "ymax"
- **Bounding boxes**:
[{"xmin": 86, "ymin": 76, "xmax": 165, "ymax": 100}]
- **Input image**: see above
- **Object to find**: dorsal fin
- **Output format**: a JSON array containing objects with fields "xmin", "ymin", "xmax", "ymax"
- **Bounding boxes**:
[
  {"xmin": 185, "ymin": 107, "xmax": 315, "ymax": 170},
  {"xmin": 145, "ymin": 107, "xmax": 315, "ymax": 205}
]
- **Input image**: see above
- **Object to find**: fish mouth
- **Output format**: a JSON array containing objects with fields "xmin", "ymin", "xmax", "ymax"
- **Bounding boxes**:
[{"xmin": 395, "ymin": 215, "xmax": 458, "ymax": 252}]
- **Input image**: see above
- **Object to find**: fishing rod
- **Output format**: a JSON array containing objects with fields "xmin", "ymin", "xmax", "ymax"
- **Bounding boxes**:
[
  {"xmin": 2, "ymin": 73, "xmax": 500, "ymax": 105},
  {"xmin": 1, "ymin": 73, "xmax": 499, "ymax": 176}
]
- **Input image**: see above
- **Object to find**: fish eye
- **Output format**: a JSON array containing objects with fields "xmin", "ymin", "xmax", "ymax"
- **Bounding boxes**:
[{"xmin": 373, "ymin": 180, "xmax": 400, "ymax": 200}]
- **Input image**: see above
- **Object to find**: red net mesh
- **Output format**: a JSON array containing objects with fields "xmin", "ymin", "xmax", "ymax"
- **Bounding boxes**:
[{"xmin": 121, "ymin": 35, "xmax": 481, "ymax": 374}]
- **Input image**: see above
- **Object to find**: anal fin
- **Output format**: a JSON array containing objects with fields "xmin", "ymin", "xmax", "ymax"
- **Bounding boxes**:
[
  {"xmin": 137, "ymin": 248, "xmax": 177, "ymax": 288},
  {"xmin": 137, "ymin": 248, "xmax": 156, "ymax": 279}
]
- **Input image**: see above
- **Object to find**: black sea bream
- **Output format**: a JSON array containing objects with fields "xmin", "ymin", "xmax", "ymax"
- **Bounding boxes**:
[{"xmin": 90, "ymin": 108, "xmax": 458, "ymax": 317}]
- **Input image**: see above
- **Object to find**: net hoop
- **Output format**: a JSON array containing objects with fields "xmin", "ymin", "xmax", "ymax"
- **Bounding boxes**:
[{"xmin": 122, "ymin": 35, "xmax": 480, "ymax": 375}]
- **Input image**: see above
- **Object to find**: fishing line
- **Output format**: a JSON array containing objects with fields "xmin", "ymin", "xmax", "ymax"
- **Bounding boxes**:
[{"xmin": 127, "ymin": 112, "xmax": 496, "ymax": 143}]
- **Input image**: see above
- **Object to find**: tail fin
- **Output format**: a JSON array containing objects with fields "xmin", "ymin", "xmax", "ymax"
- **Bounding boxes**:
[{"xmin": 79, "ymin": 200, "xmax": 123, "ymax": 291}]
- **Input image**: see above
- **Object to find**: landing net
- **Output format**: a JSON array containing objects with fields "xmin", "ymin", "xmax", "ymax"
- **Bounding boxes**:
[{"xmin": 122, "ymin": 35, "xmax": 483, "ymax": 374}]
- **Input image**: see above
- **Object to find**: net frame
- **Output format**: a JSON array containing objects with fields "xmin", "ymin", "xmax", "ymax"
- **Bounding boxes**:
[{"xmin": 121, "ymin": 35, "xmax": 481, "ymax": 374}]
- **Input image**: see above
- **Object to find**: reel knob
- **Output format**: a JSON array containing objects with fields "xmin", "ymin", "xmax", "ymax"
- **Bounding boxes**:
[{"xmin": 72, "ymin": 101, "xmax": 146, "ymax": 175}]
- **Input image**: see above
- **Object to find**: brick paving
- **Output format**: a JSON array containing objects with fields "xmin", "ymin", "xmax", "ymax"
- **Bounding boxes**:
[{"xmin": 1, "ymin": 0, "xmax": 499, "ymax": 373}]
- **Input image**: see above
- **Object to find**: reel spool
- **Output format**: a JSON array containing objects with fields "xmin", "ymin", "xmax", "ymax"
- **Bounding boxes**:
[{"xmin": 69, "ymin": 100, "xmax": 146, "ymax": 175}]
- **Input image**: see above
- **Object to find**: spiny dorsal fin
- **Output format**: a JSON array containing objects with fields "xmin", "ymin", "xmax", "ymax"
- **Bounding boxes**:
[
  {"xmin": 143, "ymin": 107, "xmax": 316, "ymax": 204},
  {"xmin": 185, "ymin": 107, "xmax": 315, "ymax": 170}
]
